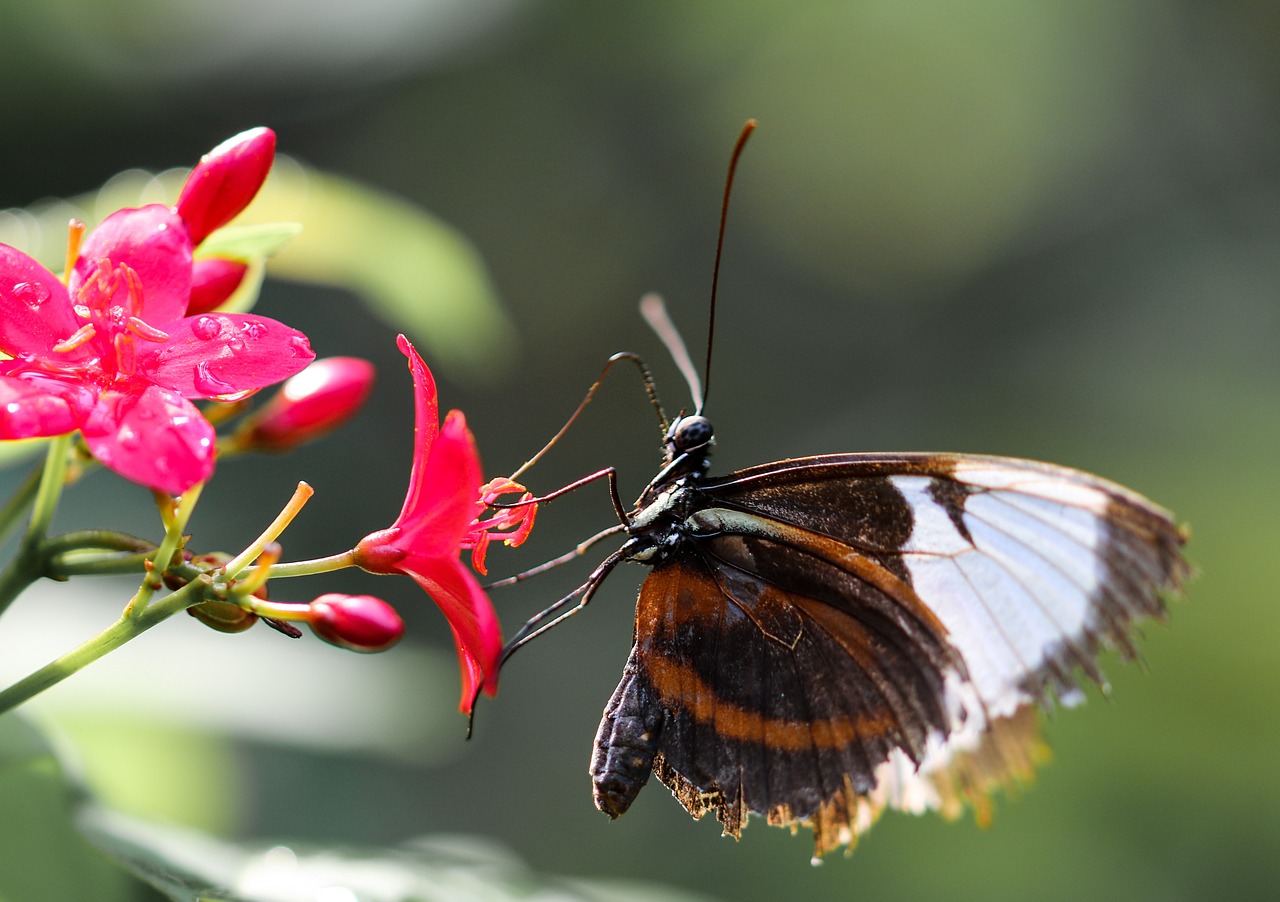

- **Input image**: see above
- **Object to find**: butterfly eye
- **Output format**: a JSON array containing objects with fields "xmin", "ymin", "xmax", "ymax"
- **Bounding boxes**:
[{"xmin": 670, "ymin": 415, "xmax": 714, "ymax": 453}]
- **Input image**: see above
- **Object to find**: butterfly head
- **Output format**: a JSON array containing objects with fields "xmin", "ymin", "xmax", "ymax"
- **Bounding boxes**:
[{"xmin": 662, "ymin": 414, "xmax": 715, "ymax": 476}]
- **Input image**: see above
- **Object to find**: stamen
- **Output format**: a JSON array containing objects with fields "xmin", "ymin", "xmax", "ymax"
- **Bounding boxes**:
[
  {"xmin": 462, "ymin": 477, "xmax": 539, "ymax": 574},
  {"xmin": 469, "ymin": 530, "xmax": 493, "ymax": 576},
  {"xmin": 52, "ymin": 324, "xmax": 96, "ymax": 354},
  {"xmin": 120, "ymin": 264, "xmax": 145, "ymax": 318},
  {"xmin": 63, "ymin": 219, "xmax": 85, "ymax": 285},
  {"xmin": 115, "ymin": 331, "xmax": 137, "ymax": 376},
  {"xmin": 127, "ymin": 317, "xmax": 170, "ymax": 343}
]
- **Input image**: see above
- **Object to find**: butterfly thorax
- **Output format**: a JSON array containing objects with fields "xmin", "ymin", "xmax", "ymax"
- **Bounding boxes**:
[{"xmin": 625, "ymin": 414, "xmax": 717, "ymax": 567}]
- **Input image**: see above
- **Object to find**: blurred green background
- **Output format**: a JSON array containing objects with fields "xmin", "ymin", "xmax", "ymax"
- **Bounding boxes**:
[{"xmin": 0, "ymin": 1, "xmax": 1277, "ymax": 899}]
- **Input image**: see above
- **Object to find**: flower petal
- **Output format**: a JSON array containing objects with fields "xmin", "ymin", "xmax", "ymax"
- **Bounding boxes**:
[
  {"xmin": 398, "ymin": 556, "xmax": 501, "ymax": 712},
  {"xmin": 175, "ymin": 128, "xmax": 276, "ymax": 246},
  {"xmin": 393, "ymin": 335, "xmax": 445, "ymax": 526},
  {"xmin": 70, "ymin": 206, "xmax": 193, "ymax": 328},
  {"xmin": 187, "ymin": 257, "xmax": 249, "ymax": 315},
  {"xmin": 80, "ymin": 386, "xmax": 215, "ymax": 494},
  {"xmin": 141, "ymin": 313, "xmax": 315, "ymax": 399},
  {"xmin": 0, "ymin": 246, "xmax": 77, "ymax": 357},
  {"xmin": 397, "ymin": 409, "xmax": 483, "ymax": 552},
  {"xmin": 0, "ymin": 372, "xmax": 92, "ymax": 438}
]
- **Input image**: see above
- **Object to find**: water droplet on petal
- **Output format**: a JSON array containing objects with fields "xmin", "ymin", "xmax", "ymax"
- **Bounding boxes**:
[
  {"xmin": 13, "ymin": 281, "xmax": 51, "ymax": 309},
  {"xmin": 118, "ymin": 425, "xmax": 140, "ymax": 451},
  {"xmin": 226, "ymin": 337, "xmax": 245, "ymax": 354},
  {"xmin": 193, "ymin": 361, "xmax": 237, "ymax": 397},
  {"xmin": 193, "ymin": 316, "xmax": 222, "ymax": 341},
  {"xmin": 289, "ymin": 336, "xmax": 312, "ymax": 357},
  {"xmin": 240, "ymin": 321, "xmax": 267, "ymax": 341}
]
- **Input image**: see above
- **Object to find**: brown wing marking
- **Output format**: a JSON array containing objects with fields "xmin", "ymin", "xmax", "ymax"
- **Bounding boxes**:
[{"xmin": 627, "ymin": 546, "xmax": 960, "ymax": 850}]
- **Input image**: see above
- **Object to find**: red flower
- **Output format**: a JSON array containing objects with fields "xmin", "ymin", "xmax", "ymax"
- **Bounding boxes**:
[
  {"xmin": 0, "ymin": 132, "xmax": 313, "ymax": 494},
  {"xmin": 354, "ymin": 335, "xmax": 535, "ymax": 713}
]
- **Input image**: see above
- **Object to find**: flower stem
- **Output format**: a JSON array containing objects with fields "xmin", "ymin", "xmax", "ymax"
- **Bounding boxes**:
[
  {"xmin": 0, "ymin": 462, "xmax": 43, "ymax": 547},
  {"xmin": 23, "ymin": 434, "xmax": 71, "ymax": 551},
  {"xmin": 0, "ymin": 436, "xmax": 73, "ymax": 620},
  {"xmin": 252, "ymin": 549, "xmax": 356, "ymax": 580},
  {"xmin": 0, "ymin": 580, "xmax": 203, "ymax": 716},
  {"xmin": 125, "ymin": 483, "xmax": 203, "ymax": 620}
]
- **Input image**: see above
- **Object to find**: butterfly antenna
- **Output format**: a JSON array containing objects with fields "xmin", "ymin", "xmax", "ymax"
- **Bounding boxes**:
[
  {"xmin": 640, "ymin": 293, "xmax": 701, "ymax": 414},
  {"xmin": 508, "ymin": 352, "xmax": 665, "ymax": 482},
  {"xmin": 700, "ymin": 118, "xmax": 757, "ymax": 416}
]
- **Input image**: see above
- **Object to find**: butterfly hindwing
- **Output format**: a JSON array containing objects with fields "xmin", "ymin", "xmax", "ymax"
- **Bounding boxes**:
[{"xmin": 592, "ymin": 452, "xmax": 1187, "ymax": 855}]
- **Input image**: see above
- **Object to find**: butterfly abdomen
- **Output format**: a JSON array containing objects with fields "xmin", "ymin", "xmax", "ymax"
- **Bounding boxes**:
[{"xmin": 591, "ymin": 651, "xmax": 665, "ymax": 818}]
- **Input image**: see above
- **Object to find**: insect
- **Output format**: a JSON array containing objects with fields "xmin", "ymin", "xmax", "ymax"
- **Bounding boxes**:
[{"xmin": 494, "ymin": 121, "xmax": 1189, "ymax": 858}]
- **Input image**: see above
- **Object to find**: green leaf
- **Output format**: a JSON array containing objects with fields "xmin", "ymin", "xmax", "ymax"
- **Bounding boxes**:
[
  {"xmin": 197, "ymin": 222, "xmax": 302, "ymax": 260},
  {"xmin": 0, "ymin": 714, "xmax": 143, "ymax": 902},
  {"xmin": 79, "ymin": 808, "xmax": 718, "ymax": 902},
  {"xmin": 245, "ymin": 165, "xmax": 517, "ymax": 382}
]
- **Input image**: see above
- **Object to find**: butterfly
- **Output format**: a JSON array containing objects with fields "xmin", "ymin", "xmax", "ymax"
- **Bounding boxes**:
[{"xmin": 494, "ymin": 121, "xmax": 1189, "ymax": 858}]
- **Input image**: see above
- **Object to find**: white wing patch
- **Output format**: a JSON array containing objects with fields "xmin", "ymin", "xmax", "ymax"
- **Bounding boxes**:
[{"xmin": 891, "ymin": 473, "xmax": 1109, "ymax": 720}]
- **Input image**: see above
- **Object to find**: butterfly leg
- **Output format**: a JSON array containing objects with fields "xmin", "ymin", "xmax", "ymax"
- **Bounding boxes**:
[
  {"xmin": 498, "ymin": 548, "xmax": 630, "ymax": 666},
  {"xmin": 485, "ymin": 524, "xmax": 627, "ymax": 589}
]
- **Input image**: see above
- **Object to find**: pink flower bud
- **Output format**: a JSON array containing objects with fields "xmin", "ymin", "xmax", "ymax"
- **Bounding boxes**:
[
  {"xmin": 244, "ymin": 357, "xmax": 375, "ymax": 450},
  {"xmin": 188, "ymin": 257, "xmax": 249, "ymax": 315},
  {"xmin": 175, "ymin": 127, "xmax": 276, "ymax": 245},
  {"xmin": 308, "ymin": 594, "xmax": 404, "ymax": 653}
]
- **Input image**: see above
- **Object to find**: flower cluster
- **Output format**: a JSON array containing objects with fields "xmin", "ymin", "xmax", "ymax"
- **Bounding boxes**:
[
  {"xmin": 0, "ymin": 128, "xmax": 312, "ymax": 494},
  {"xmin": 0, "ymin": 129, "xmax": 541, "ymax": 732}
]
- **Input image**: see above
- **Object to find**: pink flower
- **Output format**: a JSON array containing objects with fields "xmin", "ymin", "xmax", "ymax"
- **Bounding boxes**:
[
  {"xmin": 0, "ymin": 212, "xmax": 313, "ymax": 494},
  {"xmin": 354, "ymin": 335, "xmax": 535, "ymax": 714},
  {"xmin": 0, "ymin": 130, "xmax": 312, "ymax": 493},
  {"xmin": 242, "ymin": 356, "xmax": 376, "ymax": 451}
]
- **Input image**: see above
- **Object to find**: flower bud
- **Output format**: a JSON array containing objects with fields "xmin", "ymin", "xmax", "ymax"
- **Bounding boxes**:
[
  {"xmin": 308, "ymin": 594, "xmax": 404, "ymax": 653},
  {"xmin": 242, "ymin": 357, "xmax": 375, "ymax": 451},
  {"xmin": 188, "ymin": 257, "xmax": 249, "ymax": 315},
  {"xmin": 188, "ymin": 599, "xmax": 259, "ymax": 633},
  {"xmin": 175, "ymin": 127, "xmax": 276, "ymax": 245}
]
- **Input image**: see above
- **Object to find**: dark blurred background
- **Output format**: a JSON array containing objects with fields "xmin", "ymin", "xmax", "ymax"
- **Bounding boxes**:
[{"xmin": 0, "ymin": 2, "xmax": 1277, "ymax": 900}]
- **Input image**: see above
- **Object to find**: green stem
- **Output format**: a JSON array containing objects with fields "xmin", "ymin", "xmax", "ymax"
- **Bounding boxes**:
[
  {"xmin": 0, "ymin": 436, "xmax": 72, "ymax": 620},
  {"xmin": 0, "ymin": 554, "xmax": 40, "ymax": 621},
  {"xmin": 252, "ymin": 549, "xmax": 357, "ymax": 580},
  {"xmin": 43, "ymin": 530, "xmax": 157, "ymax": 556},
  {"xmin": 46, "ymin": 551, "xmax": 156, "ymax": 579},
  {"xmin": 0, "ymin": 580, "xmax": 204, "ymax": 716},
  {"xmin": 126, "ymin": 484, "xmax": 203, "ymax": 620},
  {"xmin": 23, "ymin": 435, "xmax": 71, "ymax": 551},
  {"xmin": 0, "ymin": 463, "xmax": 43, "ymax": 547}
]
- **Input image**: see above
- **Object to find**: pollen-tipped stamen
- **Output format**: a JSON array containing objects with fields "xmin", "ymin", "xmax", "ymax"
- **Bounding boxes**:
[{"xmin": 62, "ymin": 219, "xmax": 85, "ymax": 286}]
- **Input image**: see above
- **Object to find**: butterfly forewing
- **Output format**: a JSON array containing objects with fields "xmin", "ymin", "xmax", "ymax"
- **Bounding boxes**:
[{"xmin": 591, "ymin": 452, "xmax": 1187, "ymax": 855}]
